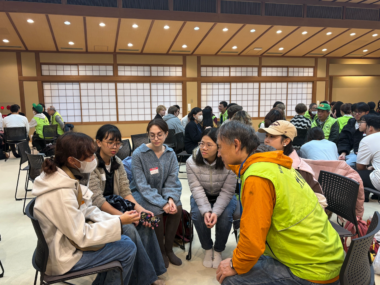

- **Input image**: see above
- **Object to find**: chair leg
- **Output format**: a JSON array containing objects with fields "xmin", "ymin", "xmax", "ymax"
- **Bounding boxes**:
[
  {"xmin": 15, "ymin": 168, "xmax": 22, "ymax": 201},
  {"xmin": 23, "ymin": 178, "xmax": 30, "ymax": 214},
  {"xmin": 0, "ymin": 260, "xmax": 4, "ymax": 278},
  {"xmin": 34, "ymin": 270, "xmax": 38, "ymax": 285}
]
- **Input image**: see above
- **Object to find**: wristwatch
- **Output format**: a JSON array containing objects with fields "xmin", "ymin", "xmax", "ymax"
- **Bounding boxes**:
[{"xmin": 230, "ymin": 259, "xmax": 234, "ymax": 270}]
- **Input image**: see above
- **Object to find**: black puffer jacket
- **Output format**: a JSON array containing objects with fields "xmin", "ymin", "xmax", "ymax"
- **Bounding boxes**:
[{"xmin": 337, "ymin": 118, "xmax": 365, "ymax": 155}]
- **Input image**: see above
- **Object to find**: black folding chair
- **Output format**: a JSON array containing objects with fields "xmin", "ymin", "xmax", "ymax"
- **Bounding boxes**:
[
  {"xmin": 318, "ymin": 170, "xmax": 360, "ymax": 237},
  {"xmin": 14, "ymin": 141, "xmax": 31, "ymax": 201},
  {"xmin": 339, "ymin": 211, "xmax": 380, "ymax": 285},
  {"xmin": 4, "ymin": 127, "xmax": 27, "ymax": 160},
  {"xmin": 164, "ymin": 129, "xmax": 176, "ymax": 150},
  {"xmin": 174, "ymin": 132, "xmax": 191, "ymax": 174},
  {"xmin": 117, "ymin": 139, "xmax": 132, "ymax": 161},
  {"xmin": 23, "ymin": 153, "xmax": 45, "ymax": 214},
  {"xmin": 293, "ymin": 128, "xmax": 308, "ymax": 148},
  {"xmin": 131, "ymin": 133, "xmax": 149, "ymax": 152},
  {"xmin": 25, "ymin": 199, "xmax": 124, "ymax": 285},
  {"xmin": 42, "ymin": 125, "xmax": 58, "ymax": 145},
  {"xmin": 365, "ymin": 187, "xmax": 380, "ymax": 203}
]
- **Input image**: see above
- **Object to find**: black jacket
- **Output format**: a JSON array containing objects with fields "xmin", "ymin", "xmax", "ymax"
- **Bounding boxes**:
[
  {"xmin": 184, "ymin": 120, "xmax": 202, "ymax": 154},
  {"xmin": 338, "ymin": 118, "xmax": 365, "ymax": 155},
  {"xmin": 154, "ymin": 114, "xmax": 163, "ymax": 120}
]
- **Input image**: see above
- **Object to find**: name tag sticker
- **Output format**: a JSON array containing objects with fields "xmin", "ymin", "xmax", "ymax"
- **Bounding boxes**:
[{"xmin": 150, "ymin": 167, "xmax": 159, "ymax": 175}]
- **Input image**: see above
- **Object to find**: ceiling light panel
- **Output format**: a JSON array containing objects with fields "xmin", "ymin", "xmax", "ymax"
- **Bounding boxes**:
[
  {"xmin": 117, "ymin": 19, "xmax": 152, "ymax": 53},
  {"xmin": 217, "ymin": 24, "xmax": 271, "ymax": 56},
  {"xmin": 0, "ymin": 12, "xmax": 25, "ymax": 50},
  {"xmin": 144, "ymin": 20, "xmax": 184, "ymax": 53},
  {"xmin": 169, "ymin": 22, "xmax": 214, "ymax": 54},
  {"xmin": 49, "ymin": 15, "xmax": 86, "ymax": 52},
  {"xmin": 8, "ymin": 13, "xmax": 56, "ymax": 50},
  {"xmin": 86, "ymin": 17, "xmax": 119, "ymax": 53},
  {"xmin": 27, "ymin": 19, "xmax": 34, "ymax": 23}
]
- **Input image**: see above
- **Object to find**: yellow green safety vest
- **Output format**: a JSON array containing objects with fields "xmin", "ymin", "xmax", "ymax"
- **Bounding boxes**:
[
  {"xmin": 34, "ymin": 116, "xmax": 50, "ymax": 139},
  {"xmin": 337, "ymin": 115, "xmax": 352, "ymax": 133},
  {"xmin": 240, "ymin": 161, "xmax": 344, "ymax": 282},
  {"xmin": 311, "ymin": 116, "xmax": 337, "ymax": 140},
  {"xmin": 52, "ymin": 111, "xmax": 65, "ymax": 135},
  {"xmin": 220, "ymin": 111, "xmax": 228, "ymax": 124},
  {"xmin": 304, "ymin": 111, "xmax": 315, "ymax": 122}
]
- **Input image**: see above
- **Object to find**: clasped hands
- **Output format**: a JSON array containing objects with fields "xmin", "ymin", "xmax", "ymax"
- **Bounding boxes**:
[
  {"xmin": 119, "ymin": 205, "xmax": 155, "ymax": 229},
  {"xmin": 204, "ymin": 212, "xmax": 217, "ymax": 228},
  {"xmin": 163, "ymin": 198, "xmax": 177, "ymax": 214}
]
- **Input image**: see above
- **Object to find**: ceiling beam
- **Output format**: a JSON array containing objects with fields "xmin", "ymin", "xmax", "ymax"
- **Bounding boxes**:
[
  {"xmin": 192, "ymin": 23, "xmax": 216, "ymax": 55},
  {"xmin": 114, "ymin": 18, "xmax": 121, "ymax": 53},
  {"xmin": 166, "ymin": 21, "xmax": 186, "ymax": 54},
  {"xmin": 1, "ymin": 2, "xmax": 380, "ymax": 30},
  {"xmin": 83, "ymin": 17, "xmax": 88, "ymax": 52},
  {"xmin": 141, "ymin": 20, "xmax": 154, "ymax": 54},
  {"xmin": 5, "ymin": 12, "xmax": 27, "ymax": 50},
  {"xmin": 46, "ymin": 15, "xmax": 58, "ymax": 52},
  {"xmin": 215, "ymin": 24, "xmax": 246, "ymax": 55},
  {"xmin": 343, "ymin": 37, "xmax": 380, "ymax": 56},
  {"xmin": 282, "ymin": 28, "xmax": 326, "ymax": 56},
  {"xmin": 262, "ymin": 26, "xmax": 300, "ymax": 55},
  {"xmin": 238, "ymin": 26, "xmax": 273, "ymax": 55}
]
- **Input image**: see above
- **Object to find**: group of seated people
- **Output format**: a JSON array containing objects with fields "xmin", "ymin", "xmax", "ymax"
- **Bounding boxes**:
[{"xmin": 27, "ymin": 96, "xmax": 380, "ymax": 285}]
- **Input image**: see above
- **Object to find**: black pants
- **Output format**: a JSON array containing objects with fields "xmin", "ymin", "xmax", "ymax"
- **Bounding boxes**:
[
  {"xmin": 357, "ymin": 169, "xmax": 377, "ymax": 200},
  {"xmin": 32, "ymin": 135, "xmax": 46, "ymax": 152}
]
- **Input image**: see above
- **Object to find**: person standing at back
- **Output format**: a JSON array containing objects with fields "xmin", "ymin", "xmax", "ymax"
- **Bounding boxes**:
[
  {"xmin": 48, "ymin": 106, "xmax": 65, "ymax": 136},
  {"xmin": 29, "ymin": 103, "xmax": 49, "ymax": 151},
  {"xmin": 311, "ymin": 103, "xmax": 339, "ymax": 144},
  {"xmin": 218, "ymin": 101, "xmax": 228, "ymax": 124}
]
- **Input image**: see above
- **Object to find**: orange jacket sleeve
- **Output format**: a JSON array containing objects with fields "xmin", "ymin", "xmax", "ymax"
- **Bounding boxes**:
[{"xmin": 232, "ymin": 176, "xmax": 276, "ymax": 275}]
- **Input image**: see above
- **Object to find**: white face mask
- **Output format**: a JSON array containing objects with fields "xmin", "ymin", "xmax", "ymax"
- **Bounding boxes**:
[
  {"xmin": 74, "ymin": 156, "xmax": 97, "ymax": 174},
  {"xmin": 311, "ymin": 111, "xmax": 317, "ymax": 115},
  {"xmin": 33, "ymin": 111, "xmax": 36, "ymax": 115},
  {"xmin": 197, "ymin": 115, "xmax": 203, "ymax": 123}
]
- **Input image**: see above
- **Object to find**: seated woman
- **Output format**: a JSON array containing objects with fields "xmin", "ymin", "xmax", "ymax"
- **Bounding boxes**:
[
  {"xmin": 130, "ymin": 119, "xmax": 182, "ymax": 268},
  {"xmin": 231, "ymin": 110, "xmax": 253, "ymax": 128},
  {"xmin": 257, "ymin": 108, "xmax": 284, "ymax": 144},
  {"xmin": 89, "ymin": 124, "xmax": 166, "ymax": 285},
  {"xmin": 337, "ymin": 103, "xmax": 353, "ymax": 132},
  {"xmin": 300, "ymin": 127, "xmax": 339, "ymax": 161},
  {"xmin": 29, "ymin": 103, "xmax": 49, "ymax": 151},
  {"xmin": 154, "ymin": 105, "xmax": 166, "ymax": 120},
  {"xmin": 186, "ymin": 128, "xmax": 237, "ymax": 269},
  {"xmin": 259, "ymin": 120, "xmax": 323, "ymax": 195},
  {"xmin": 201, "ymin": 107, "xmax": 217, "ymax": 129},
  {"xmin": 289, "ymin": 103, "xmax": 311, "ymax": 129},
  {"xmin": 32, "ymin": 132, "xmax": 138, "ymax": 285},
  {"xmin": 184, "ymin": 107, "xmax": 203, "ymax": 154}
]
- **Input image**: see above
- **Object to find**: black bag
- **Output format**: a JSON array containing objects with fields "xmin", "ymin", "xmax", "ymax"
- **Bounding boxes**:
[
  {"xmin": 105, "ymin": 195, "xmax": 135, "ymax": 213},
  {"xmin": 40, "ymin": 144, "xmax": 55, "ymax": 157}
]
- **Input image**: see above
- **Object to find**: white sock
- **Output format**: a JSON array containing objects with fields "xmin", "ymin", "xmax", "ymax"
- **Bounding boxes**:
[
  {"xmin": 212, "ymin": 251, "xmax": 223, "ymax": 269},
  {"xmin": 203, "ymin": 249, "xmax": 213, "ymax": 268}
]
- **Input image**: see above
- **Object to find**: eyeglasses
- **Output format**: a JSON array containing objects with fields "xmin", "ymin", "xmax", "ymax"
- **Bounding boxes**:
[
  {"xmin": 105, "ymin": 141, "xmax": 122, "ymax": 149},
  {"xmin": 198, "ymin": 142, "xmax": 217, "ymax": 149},
  {"xmin": 149, "ymin": 133, "xmax": 164, "ymax": 140}
]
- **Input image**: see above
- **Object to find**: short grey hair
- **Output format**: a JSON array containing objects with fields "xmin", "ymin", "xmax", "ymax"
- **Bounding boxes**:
[
  {"xmin": 49, "ymin": 106, "xmax": 56, "ymax": 111},
  {"xmin": 218, "ymin": 121, "xmax": 259, "ymax": 154}
]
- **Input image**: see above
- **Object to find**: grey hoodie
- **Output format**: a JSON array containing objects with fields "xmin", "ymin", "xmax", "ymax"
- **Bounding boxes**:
[{"xmin": 163, "ymin": 114, "xmax": 185, "ymax": 134}]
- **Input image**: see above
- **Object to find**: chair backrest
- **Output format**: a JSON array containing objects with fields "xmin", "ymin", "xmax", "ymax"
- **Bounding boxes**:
[
  {"xmin": 164, "ymin": 129, "xmax": 176, "ymax": 148},
  {"xmin": 131, "ymin": 133, "xmax": 149, "ymax": 151},
  {"xmin": 117, "ymin": 139, "xmax": 132, "ymax": 161},
  {"xmin": 293, "ymin": 128, "xmax": 309, "ymax": 147},
  {"xmin": 43, "ymin": 125, "xmax": 58, "ymax": 139},
  {"xmin": 318, "ymin": 170, "xmax": 359, "ymax": 234},
  {"xmin": 175, "ymin": 132, "xmax": 185, "ymax": 153},
  {"xmin": 25, "ymin": 199, "xmax": 49, "ymax": 275},
  {"xmin": 4, "ymin": 127, "xmax": 27, "ymax": 142},
  {"xmin": 26, "ymin": 153, "xmax": 44, "ymax": 181},
  {"xmin": 340, "ymin": 211, "xmax": 380, "ymax": 285},
  {"xmin": 17, "ymin": 140, "xmax": 31, "ymax": 166}
]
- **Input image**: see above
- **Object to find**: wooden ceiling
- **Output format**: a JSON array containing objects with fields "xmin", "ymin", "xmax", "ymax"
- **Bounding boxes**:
[{"xmin": 1, "ymin": 12, "xmax": 380, "ymax": 58}]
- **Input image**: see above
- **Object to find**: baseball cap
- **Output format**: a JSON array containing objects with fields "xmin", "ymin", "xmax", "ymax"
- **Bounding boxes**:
[
  {"xmin": 258, "ymin": 120, "xmax": 297, "ymax": 141},
  {"xmin": 32, "ymin": 103, "xmax": 43, "ymax": 113},
  {"xmin": 317, "ymin": 103, "xmax": 331, "ymax": 111}
]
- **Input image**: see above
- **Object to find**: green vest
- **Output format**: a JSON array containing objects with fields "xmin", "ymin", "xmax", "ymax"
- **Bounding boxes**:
[
  {"xmin": 52, "ymin": 111, "xmax": 65, "ymax": 135},
  {"xmin": 311, "ymin": 116, "xmax": 337, "ymax": 140},
  {"xmin": 337, "ymin": 115, "xmax": 352, "ymax": 133},
  {"xmin": 304, "ymin": 111, "xmax": 315, "ymax": 122},
  {"xmin": 258, "ymin": 120, "xmax": 264, "ymax": 129},
  {"xmin": 241, "ymin": 162, "xmax": 344, "ymax": 281},
  {"xmin": 220, "ymin": 111, "xmax": 228, "ymax": 124},
  {"xmin": 34, "ymin": 116, "xmax": 50, "ymax": 139}
]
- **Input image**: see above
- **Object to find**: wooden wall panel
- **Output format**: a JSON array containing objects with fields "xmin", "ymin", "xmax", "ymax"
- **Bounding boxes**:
[
  {"xmin": 186, "ymin": 82, "xmax": 197, "ymax": 113},
  {"xmin": 332, "ymin": 76, "xmax": 380, "ymax": 103},
  {"xmin": 316, "ymin": 81, "xmax": 326, "ymax": 103},
  {"xmin": 186, "ymin": 56, "xmax": 197, "ymax": 77},
  {"xmin": 39, "ymin": 52, "xmax": 113, "ymax": 63},
  {"xmin": 23, "ymin": 81, "xmax": 39, "ymax": 125},
  {"xmin": 117, "ymin": 54, "xmax": 183, "ymax": 64},
  {"xmin": 262, "ymin": 57, "xmax": 315, "ymax": 66},
  {"xmin": 317, "ymin": 58, "xmax": 327, "ymax": 77},
  {"xmin": 201, "ymin": 56, "xmax": 259, "ymax": 65},
  {"xmin": 21, "ymin": 52, "xmax": 36, "ymax": 76},
  {"xmin": 330, "ymin": 64, "xmax": 380, "ymax": 75},
  {"xmin": 0, "ymin": 52, "xmax": 21, "ymax": 106}
]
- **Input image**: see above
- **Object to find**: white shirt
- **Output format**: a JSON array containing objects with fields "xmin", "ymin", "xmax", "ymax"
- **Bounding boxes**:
[
  {"xmin": 3, "ymin": 113, "xmax": 30, "ymax": 134},
  {"xmin": 356, "ymin": 132, "xmax": 380, "ymax": 191}
]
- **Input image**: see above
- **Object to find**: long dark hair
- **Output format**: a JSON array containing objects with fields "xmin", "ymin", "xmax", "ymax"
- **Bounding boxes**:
[
  {"xmin": 189, "ymin": 107, "xmax": 202, "ymax": 122},
  {"xmin": 264, "ymin": 108, "xmax": 284, "ymax": 128},
  {"xmin": 43, "ymin": 132, "xmax": 96, "ymax": 174},
  {"xmin": 306, "ymin": 127, "xmax": 325, "ymax": 142},
  {"xmin": 332, "ymin": 101, "xmax": 343, "ymax": 118},
  {"xmin": 281, "ymin": 135, "xmax": 294, "ymax": 156},
  {"xmin": 202, "ymin": 108, "xmax": 214, "ymax": 129},
  {"xmin": 195, "ymin": 128, "xmax": 225, "ymax": 170},
  {"xmin": 96, "ymin": 124, "xmax": 122, "ymax": 170}
]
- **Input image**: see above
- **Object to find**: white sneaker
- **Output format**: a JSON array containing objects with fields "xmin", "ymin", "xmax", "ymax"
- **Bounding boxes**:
[
  {"xmin": 212, "ymin": 251, "xmax": 223, "ymax": 269},
  {"xmin": 203, "ymin": 248, "xmax": 213, "ymax": 268}
]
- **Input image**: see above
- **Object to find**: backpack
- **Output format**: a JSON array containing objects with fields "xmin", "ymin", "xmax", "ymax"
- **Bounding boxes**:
[{"xmin": 40, "ymin": 144, "xmax": 55, "ymax": 157}]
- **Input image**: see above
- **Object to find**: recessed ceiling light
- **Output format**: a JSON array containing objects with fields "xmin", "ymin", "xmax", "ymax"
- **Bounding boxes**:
[
  {"xmin": 363, "ymin": 49, "xmax": 368, "ymax": 52},
  {"xmin": 223, "ymin": 28, "xmax": 228, "ymax": 32},
  {"xmin": 276, "ymin": 30, "xmax": 282, "ymax": 34},
  {"xmin": 322, "ymin": 48, "xmax": 327, "ymax": 52},
  {"xmin": 250, "ymin": 29, "xmax": 256, "ymax": 33},
  {"xmin": 68, "ymin": 41, "xmax": 74, "ymax": 45},
  {"xmin": 164, "ymin": 25, "xmax": 170, "ymax": 29},
  {"xmin": 2, "ymin": 39, "xmax": 9, "ymax": 43},
  {"xmin": 350, "ymin": 33, "xmax": 356, "ymax": 36},
  {"xmin": 99, "ymin": 22, "xmax": 106, "ymax": 27},
  {"xmin": 182, "ymin": 44, "xmax": 187, "ymax": 48},
  {"xmin": 64, "ymin": 21, "xmax": 71, "ymax": 25},
  {"xmin": 302, "ymin": 31, "xmax": 308, "ymax": 35},
  {"xmin": 326, "ymin": 32, "xmax": 332, "ymax": 35},
  {"xmin": 373, "ymin": 34, "xmax": 378, "ymax": 37},
  {"xmin": 232, "ymin": 46, "xmax": 237, "ymax": 50},
  {"xmin": 194, "ymin": 27, "xmax": 199, "ymax": 30},
  {"xmin": 132, "ymin": 24, "xmax": 138, "ymax": 28},
  {"xmin": 253, "ymin": 47, "xmax": 262, "ymax": 51},
  {"xmin": 27, "ymin": 19, "xmax": 34, "ymax": 24},
  {"xmin": 128, "ymin": 43, "xmax": 133, "ymax": 47},
  {"xmin": 279, "ymin": 47, "xmax": 284, "ymax": 51}
]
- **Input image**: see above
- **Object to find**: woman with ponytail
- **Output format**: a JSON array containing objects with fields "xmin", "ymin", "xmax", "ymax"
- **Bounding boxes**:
[{"xmin": 32, "ymin": 132, "xmax": 138, "ymax": 285}]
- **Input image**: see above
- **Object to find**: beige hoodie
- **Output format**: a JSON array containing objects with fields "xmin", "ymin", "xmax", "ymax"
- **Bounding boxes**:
[{"xmin": 32, "ymin": 167, "xmax": 122, "ymax": 276}]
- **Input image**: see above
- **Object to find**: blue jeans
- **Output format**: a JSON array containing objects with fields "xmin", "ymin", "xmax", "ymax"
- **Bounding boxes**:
[
  {"xmin": 345, "ymin": 153, "xmax": 357, "ymax": 168},
  {"xmin": 122, "ymin": 223, "xmax": 166, "ymax": 285},
  {"xmin": 69, "ymin": 235, "xmax": 136, "ymax": 285},
  {"xmin": 223, "ymin": 255, "xmax": 340, "ymax": 285},
  {"xmin": 190, "ymin": 195, "xmax": 237, "ymax": 252}
]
